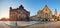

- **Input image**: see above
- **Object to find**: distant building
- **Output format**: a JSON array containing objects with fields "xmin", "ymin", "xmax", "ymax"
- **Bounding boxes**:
[
  {"xmin": 1, "ymin": 18, "xmax": 9, "ymax": 21},
  {"xmin": 9, "ymin": 5, "xmax": 30, "ymax": 21}
]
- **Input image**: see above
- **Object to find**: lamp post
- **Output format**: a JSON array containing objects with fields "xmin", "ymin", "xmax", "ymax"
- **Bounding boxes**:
[{"xmin": 15, "ymin": 12, "xmax": 18, "ymax": 26}]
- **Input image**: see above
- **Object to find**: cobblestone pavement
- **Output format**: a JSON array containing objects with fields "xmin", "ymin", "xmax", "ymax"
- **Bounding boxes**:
[{"xmin": 0, "ymin": 21, "xmax": 60, "ymax": 28}]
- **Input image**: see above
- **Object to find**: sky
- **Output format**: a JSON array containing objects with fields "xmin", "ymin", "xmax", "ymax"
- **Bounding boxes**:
[{"xmin": 0, "ymin": 0, "xmax": 60, "ymax": 19}]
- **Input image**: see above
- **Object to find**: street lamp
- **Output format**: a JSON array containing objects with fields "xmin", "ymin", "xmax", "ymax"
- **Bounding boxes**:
[{"xmin": 15, "ymin": 12, "xmax": 18, "ymax": 26}]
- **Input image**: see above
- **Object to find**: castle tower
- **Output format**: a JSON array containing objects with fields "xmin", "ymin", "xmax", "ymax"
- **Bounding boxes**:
[{"xmin": 54, "ymin": 9, "xmax": 57, "ymax": 16}]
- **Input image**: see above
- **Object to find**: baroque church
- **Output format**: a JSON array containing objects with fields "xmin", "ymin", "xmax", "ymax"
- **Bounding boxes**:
[
  {"xmin": 30, "ymin": 5, "xmax": 58, "ymax": 21},
  {"xmin": 37, "ymin": 5, "xmax": 52, "ymax": 21},
  {"xmin": 9, "ymin": 5, "xmax": 30, "ymax": 21}
]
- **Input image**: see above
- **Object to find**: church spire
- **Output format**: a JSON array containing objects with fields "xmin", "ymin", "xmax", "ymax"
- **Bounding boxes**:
[
  {"xmin": 54, "ymin": 9, "xmax": 57, "ymax": 16},
  {"xmin": 45, "ymin": 5, "xmax": 48, "ymax": 7},
  {"xmin": 43, "ymin": 5, "xmax": 49, "ymax": 10}
]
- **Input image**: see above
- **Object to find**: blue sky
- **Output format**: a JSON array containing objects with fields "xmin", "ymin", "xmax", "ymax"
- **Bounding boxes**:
[{"xmin": 0, "ymin": 0, "xmax": 60, "ymax": 19}]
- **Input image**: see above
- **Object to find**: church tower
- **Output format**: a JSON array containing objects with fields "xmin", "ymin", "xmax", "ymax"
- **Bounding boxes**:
[{"xmin": 54, "ymin": 9, "xmax": 57, "ymax": 16}]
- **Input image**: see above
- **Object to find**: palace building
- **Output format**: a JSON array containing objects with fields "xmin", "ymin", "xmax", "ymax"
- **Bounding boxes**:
[{"xmin": 9, "ymin": 5, "xmax": 30, "ymax": 21}]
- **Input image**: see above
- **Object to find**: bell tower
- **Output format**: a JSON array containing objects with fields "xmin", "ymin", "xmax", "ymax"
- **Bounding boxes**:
[{"xmin": 54, "ymin": 9, "xmax": 57, "ymax": 16}]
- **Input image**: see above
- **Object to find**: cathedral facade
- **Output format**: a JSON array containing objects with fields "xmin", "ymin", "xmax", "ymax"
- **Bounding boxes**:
[
  {"xmin": 37, "ymin": 5, "xmax": 52, "ymax": 20},
  {"xmin": 30, "ymin": 5, "xmax": 59, "ymax": 21},
  {"xmin": 9, "ymin": 5, "xmax": 30, "ymax": 21}
]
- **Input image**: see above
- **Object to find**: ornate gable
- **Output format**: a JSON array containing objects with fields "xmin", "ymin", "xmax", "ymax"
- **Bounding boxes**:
[{"xmin": 43, "ymin": 5, "xmax": 51, "ymax": 13}]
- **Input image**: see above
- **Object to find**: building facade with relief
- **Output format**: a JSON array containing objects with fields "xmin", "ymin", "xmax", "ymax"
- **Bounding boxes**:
[
  {"xmin": 37, "ymin": 5, "xmax": 52, "ymax": 21},
  {"xmin": 36, "ymin": 5, "xmax": 58, "ymax": 21},
  {"xmin": 9, "ymin": 5, "xmax": 30, "ymax": 21}
]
